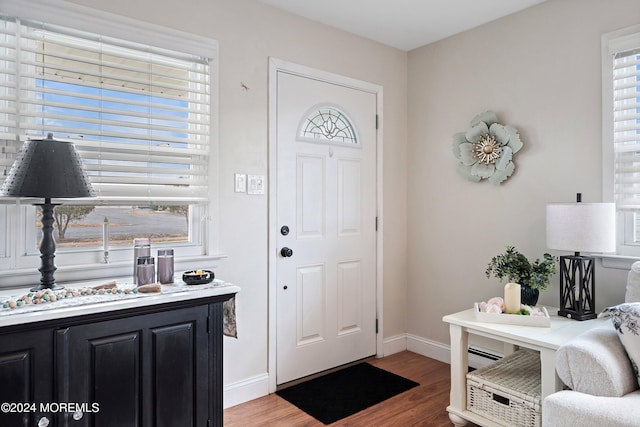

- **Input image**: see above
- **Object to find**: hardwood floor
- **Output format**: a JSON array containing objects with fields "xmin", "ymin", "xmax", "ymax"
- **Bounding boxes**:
[{"xmin": 224, "ymin": 351, "xmax": 454, "ymax": 426}]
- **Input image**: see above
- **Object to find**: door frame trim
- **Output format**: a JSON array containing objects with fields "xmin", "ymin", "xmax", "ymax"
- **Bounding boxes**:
[{"xmin": 267, "ymin": 57, "xmax": 384, "ymax": 392}]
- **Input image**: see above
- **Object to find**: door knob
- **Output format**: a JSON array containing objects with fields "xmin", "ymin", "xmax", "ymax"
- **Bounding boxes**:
[{"xmin": 280, "ymin": 247, "xmax": 293, "ymax": 257}]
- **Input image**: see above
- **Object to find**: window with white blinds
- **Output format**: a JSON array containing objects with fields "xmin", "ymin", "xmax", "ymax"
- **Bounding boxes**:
[
  {"xmin": 0, "ymin": 14, "xmax": 211, "ymax": 205},
  {"xmin": 603, "ymin": 26, "xmax": 640, "ymax": 257},
  {"xmin": 612, "ymin": 41, "xmax": 640, "ymax": 210}
]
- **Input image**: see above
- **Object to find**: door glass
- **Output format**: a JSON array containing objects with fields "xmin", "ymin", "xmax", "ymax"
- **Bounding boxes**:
[{"xmin": 298, "ymin": 105, "xmax": 358, "ymax": 145}]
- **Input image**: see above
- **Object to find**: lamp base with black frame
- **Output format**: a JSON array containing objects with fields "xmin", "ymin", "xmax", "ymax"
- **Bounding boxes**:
[
  {"xmin": 557, "ymin": 253, "xmax": 596, "ymax": 321},
  {"xmin": 33, "ymin": 198, "xmax": 64, "ymax": 292}
]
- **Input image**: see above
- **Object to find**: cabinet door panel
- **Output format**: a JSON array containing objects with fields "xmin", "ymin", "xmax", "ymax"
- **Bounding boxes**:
[
  {"xmin": 92, "ymin": 333, "xmax": 141, "ymax": 427},
  {"xmin": 0, "ymin": 329, "xmax": 52, "ymax": 427},
  {"xmin": 60, "ymin": 306, "xmax": 208, "ymax": 427},
  {"xmin": 0, "ymin": 349, "xmax": 33, "ymax": 427},
  {"xmin": 152, "ymin": 323, "xmax": 202, "ymax": 427}
]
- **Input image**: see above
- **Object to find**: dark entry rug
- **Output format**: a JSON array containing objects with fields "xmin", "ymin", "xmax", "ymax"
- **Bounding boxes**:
[{"xmin": 276, "ymin": 363, "xmax": 419, "ymax": 425}]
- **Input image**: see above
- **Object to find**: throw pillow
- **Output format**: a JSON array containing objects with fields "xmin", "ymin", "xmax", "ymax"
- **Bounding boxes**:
[{"xmin": 601, "ymin": 303, "xmax": 640, "ymax": 385}]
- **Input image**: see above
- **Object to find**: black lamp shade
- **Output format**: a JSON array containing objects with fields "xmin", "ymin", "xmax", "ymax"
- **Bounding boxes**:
[
  {"xmin": 1, "ymin": 134, "xmax": 94, "ymax": 198},
  {"xmin": 1, "ymin": 134, "xmax": 93, "ymax": 291}
]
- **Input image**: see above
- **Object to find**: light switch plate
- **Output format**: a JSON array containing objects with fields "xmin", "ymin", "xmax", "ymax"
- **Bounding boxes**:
[
  {"xmin": 234, "ymin": 174, "xmax": 246, "ymax": 193},
  {"xmin": 247, "ymin": 175, "xmax": 265, "ymax": 195}
]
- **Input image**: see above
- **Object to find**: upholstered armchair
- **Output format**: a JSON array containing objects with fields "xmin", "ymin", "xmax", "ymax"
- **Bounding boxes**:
[{"xmin": 542, "ymin": 262, "xmax": 640, "ymax": 427}]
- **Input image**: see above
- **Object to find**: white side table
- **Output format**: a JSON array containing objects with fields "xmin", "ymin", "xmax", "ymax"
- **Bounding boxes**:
[{"xmin": 442, "ymin": 308, "xmax": 608, "ymax": 427}]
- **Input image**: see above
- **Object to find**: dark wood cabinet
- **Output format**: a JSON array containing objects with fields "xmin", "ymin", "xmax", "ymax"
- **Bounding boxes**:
[
  {"xmin": 56, "ymin": 305, "xmax": 209, "ymax": 427},
  {"xmin": 0, "ymin": 292, "xmax": 234, "ymax": 427},
  {"xmin": 0, "ymin": 328, "xmax": 54, "ymax": 427}
]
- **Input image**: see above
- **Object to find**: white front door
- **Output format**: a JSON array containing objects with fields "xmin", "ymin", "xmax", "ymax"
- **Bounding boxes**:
[{"xmin": 275, "ymin": 68, "xmax": 378, "ymax": 385}]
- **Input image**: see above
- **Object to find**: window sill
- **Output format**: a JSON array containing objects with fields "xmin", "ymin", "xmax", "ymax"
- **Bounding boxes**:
[
  {"xmin": 0, "ymin": 253, "xmax": 228, "ymax": 289},
  {"xmin": 595, "ymin": 254, "xmax": 640, "ymax": 270}
]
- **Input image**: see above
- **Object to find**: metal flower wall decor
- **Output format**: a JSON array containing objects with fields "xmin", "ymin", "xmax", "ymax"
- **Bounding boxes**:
[{"xmin": 452, "ymin": 111, "xmax": 523, "ymax": 185}]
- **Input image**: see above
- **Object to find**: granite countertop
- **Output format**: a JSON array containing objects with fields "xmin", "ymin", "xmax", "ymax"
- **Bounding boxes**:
[{"xmin": 0, "ymin": 276, "xmax": 240, "ymax": 328}]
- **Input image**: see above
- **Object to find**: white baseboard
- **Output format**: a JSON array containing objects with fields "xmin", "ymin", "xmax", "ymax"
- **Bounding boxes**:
[
  {"xmin": 382, "ymin": 333, "xmax": 408, "ymax": 356},
  {"xmin": 223, "ymin": 373, "xmax": 270, "ymax": 409},
  {"xmin": 406, "ymin": 333, "xmax": 451, "ymax": 364},
  {"xmin": 404, "ymin": 334, "xmax": 502, "ymax": 369}
]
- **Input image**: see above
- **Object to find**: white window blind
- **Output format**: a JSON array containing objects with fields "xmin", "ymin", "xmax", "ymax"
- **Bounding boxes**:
[
  {"xmin": 613, "ymin": 45, "xmax": 640, "ymax": 210},
  {"xmin": 0, "ymin": 14, "xmax": 211, "ymax": 205}
]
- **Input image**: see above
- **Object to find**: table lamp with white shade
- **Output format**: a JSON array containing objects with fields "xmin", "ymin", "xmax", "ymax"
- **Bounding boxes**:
[{"xmin": 546, "ymin": 193, "xmax": 615, "ymax": 320}]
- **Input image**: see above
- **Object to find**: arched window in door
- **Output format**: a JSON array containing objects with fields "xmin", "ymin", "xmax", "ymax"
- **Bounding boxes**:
[{"xmin": 298, "ymin": 104, "xmax": 358, "ymax": 145}]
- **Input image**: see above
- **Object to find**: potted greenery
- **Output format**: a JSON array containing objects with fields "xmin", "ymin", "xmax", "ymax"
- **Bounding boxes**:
[{"xmin": 485, "ymin": 246, "xmax": 558, "ymax": 306}]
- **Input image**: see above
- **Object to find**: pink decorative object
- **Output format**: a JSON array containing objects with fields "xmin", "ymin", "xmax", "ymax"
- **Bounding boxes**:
[
  {"xmin": 487, "ymin": 296, "xmax": 505, "ymax": 311},
  {"xmin": 485, "ymin": 304, "xmax": 502, "ymax": 314}
]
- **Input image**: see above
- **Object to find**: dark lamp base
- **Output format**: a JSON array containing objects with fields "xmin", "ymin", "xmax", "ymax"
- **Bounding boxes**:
[
  {"xmin": 558, "ymin": 254, "xmax": 597, "ymax": 322},
  {"xmin": 557, "ymin": 309, "xmax": 597, "ymax": 321},
  {"xmin": 30, "ymin": 283, "xmax": 65, "ymax": 292},
  {"xmin": 33, "ymin": 199, "xmax": 65, "ymax": 293}
]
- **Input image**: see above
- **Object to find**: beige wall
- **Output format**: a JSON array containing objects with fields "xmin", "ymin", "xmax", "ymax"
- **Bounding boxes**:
[
  {"xmin": 407, "ymin": 0, "xmax": 640, "ymax": 346},
  {"xmin": 68, "ymin": 0, "xmax": 408, "ymax": 386}
]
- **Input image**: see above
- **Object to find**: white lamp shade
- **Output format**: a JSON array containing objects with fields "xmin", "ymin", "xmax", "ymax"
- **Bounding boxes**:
[{"xmin": 546, "ymin": 203, "xmax": 616, "ymax": 253}]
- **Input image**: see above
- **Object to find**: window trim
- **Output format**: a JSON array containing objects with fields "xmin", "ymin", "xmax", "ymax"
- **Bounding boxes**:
[
  {"xmin": 0, "ymin": 0, "xmax": 222, "ymax": 287},
  {"xmin": 602, "ymin": 24, "xmax": 640, "ymax": 268}
]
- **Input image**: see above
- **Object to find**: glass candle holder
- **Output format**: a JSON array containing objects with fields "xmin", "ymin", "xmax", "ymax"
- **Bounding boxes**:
[
  {"xmin": 157, "ymin": 249, "xmax": 174, "ymax": 284},
  {"xmin": 133, "ymin": 238, "xmax": 151, "ymax": 284},
  {"xmin": 136, "ymin": 256, "xmax": 155, "ymax": 286}
]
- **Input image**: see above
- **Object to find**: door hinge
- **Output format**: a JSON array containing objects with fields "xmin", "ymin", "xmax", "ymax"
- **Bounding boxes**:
[
  {"xmin": 207, "ymin": 316, "xmax": 210, "ymax": 334},
  {"xmin": 375, "ymin": 114, "xmax": 379, "ymax": 130},
  {"xmin": 375, "ymin": 318, "xmax": 379, "ymax": 334},
  {"xmin": 375, "ymin": 216, "xmax": 378, "ymax": 231}
]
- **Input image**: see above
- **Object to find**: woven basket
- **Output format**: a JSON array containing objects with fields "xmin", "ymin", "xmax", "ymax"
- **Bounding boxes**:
[{"xmin": 466, "ymin": 349, "xmax": 541, "ymax": 427}]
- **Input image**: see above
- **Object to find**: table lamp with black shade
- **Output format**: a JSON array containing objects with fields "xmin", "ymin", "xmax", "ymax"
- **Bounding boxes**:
[
  {"xmin": 1, "ymin": 133, "xmax": 94, "ymax": 291},
  {"xmin": 546, "ymin": 193, "xmax": 615, "ymax": 320}
]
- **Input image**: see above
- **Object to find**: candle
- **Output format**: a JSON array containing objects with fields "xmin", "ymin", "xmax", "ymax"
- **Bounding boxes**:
[
  {"xmin": 103, "ymin": 217, "xmax": 109, "ymax": 252},
  {"xmin": 504, "ymin": 282, "xmax": 521, "ymax": 314},
  {"xmin": 157, "ymin": 249, "xmax": 174, "ymax": 284}
]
